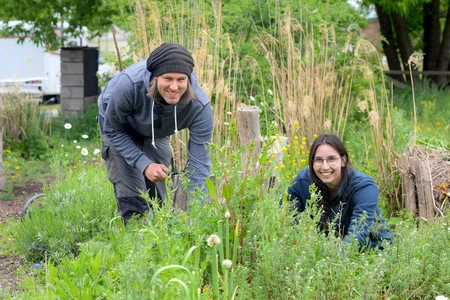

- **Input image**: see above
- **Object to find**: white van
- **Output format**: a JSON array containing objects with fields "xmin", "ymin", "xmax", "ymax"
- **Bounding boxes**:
[
  {"xmin": 0, "ymin": 36, "xmax": 60, "ymax": 102},
  {"xmin": 0, "ymin": 21, "xmax": 88, "ymax": 103}
]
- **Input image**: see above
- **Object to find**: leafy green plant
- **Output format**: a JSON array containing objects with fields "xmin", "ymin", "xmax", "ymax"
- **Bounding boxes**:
[{"xmin": 16, "ymin": 163, "xmax": 116, "ymax": 263}]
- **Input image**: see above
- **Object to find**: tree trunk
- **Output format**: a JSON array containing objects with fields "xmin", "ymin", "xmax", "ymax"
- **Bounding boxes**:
[
  {"xmin": 392, "ymin": 12, "xmax": 420, "ymax": 83},
  {"xmin": 437, "ymin": 5, "xmax": 450, "ymax": 86},
  {"xmin": 375, "ymin": 4, "xmax": 405, "ymax": 83},
  {"xmin": 422, "ymin": 0, "xmax": 441, "ymax": 82}
]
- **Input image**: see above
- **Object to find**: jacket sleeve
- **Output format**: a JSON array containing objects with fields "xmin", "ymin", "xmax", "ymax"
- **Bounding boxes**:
[
  {"xmin": 343, "ymin": 177, "xmax": 380, "ymax": 247},
  {"xmin": 102, "ymin": 74, "xmax": 152, "ymax": 173},
  {"xmin": 186, "ymin": 78, "xmax": 214, "ymax": 195},
  {"xmin": 286, "ymin": 170, "xmax": 308, "ymax": 212}
]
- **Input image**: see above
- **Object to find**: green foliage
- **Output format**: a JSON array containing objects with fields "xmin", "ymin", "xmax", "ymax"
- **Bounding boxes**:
[
  {"xmin": 46, "ymin": 104, "xmax": 100, "ymax": 143},
  {"xmin": 12, "ymin": 153, "xmax": 450, "ymax": 298},
  {"xmin": 392, "ymin": 84, "xmax": 450, "ymax": 149},
  {"xmin": 0, "ymin": 0, "xmax": 134, "ymax": 50},
  {"xmin": 16, "ymin": 163, "xmax": 116, "ymax": 263}
]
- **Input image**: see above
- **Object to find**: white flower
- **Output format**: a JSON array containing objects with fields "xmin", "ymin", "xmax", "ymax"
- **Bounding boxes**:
[
  {"xmin": 73, "ymin": 140, "xmax": 77, "ymax": 143},
  {"xmin": 207, "ymin": 234, "xmax": 221, "ymax": 247},
  {"xmin": 64, "ymin": 123, "xmax": 72, "ymax": 130},
  {"xmin": 81, "ymin": 148, "xmax": 88, "ymax": 156},
  {"xmin": 436, "ymin": 296, "xmax": 449, "ymax": 300},
  {"xmin": 268, "ymin": 89, "xmax": 273, "ymax": 95},
  {"xmin": 250, "ymin": 96, "xmax": 255, "ymax": 101},
  {"xmin": 76, "ymin": 145, "xmax": 81, "ymax": 149},
  {"xmin": 223, "ymin": 122, "xmax": 229, "ymax": 126},
  {"xmin": 81, "ymin": 134, "xmax": 89, "ymax": 139},
  {"xmin": 65, "ymin": 154, "xmax": 68, "ymax": 157},
  {"xmin": 226, "ymin": 111, "xmax": 232, "ymax": 115},
  {"xmin": 61, "ymin": 144, "xmax": 64, "ymax": 147},
  {"xmin": 93, "ymin": 149, "xmax": 101, "ymax": 155},
  {"xmin": 225, "ymin": 211, "xmax": 231, "ymax": 218},
  {"xmin": 222, "ymin": 259, "xmax": 232, "ymax": 269}
]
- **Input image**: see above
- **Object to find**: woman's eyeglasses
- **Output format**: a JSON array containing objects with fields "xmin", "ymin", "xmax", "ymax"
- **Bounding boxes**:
[{"xmin": 312, "ymin": 156, "xmax": 341, "ymax": 166}]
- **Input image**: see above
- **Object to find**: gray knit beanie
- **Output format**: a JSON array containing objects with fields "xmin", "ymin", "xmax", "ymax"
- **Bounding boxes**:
[{"xmin": 146, "ymin": 43, "xmax": 194, "ymax": 81}]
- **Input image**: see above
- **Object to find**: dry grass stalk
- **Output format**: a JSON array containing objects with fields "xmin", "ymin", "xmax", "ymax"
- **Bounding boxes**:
[{"xmin": 0, "ymin": 88, "xmax": 40, "ymax": 142}]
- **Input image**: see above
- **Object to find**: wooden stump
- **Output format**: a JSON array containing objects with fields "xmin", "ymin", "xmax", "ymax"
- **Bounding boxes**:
[
  {"xmin": 171, "ymin": 174, "xmax": 187, "ymax": 211},
  {"xmin": 401, "ymin": 153, "xmax": 417, "ymax": 215},
  {"xmin": 237, "ymin": 106, "xmax": 262, "ymax": 175}
]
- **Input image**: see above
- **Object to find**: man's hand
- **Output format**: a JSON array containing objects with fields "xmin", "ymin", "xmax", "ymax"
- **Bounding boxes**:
[{"xmin": 144, "ymin": 163, "xmax": 169, "ymax": 182}]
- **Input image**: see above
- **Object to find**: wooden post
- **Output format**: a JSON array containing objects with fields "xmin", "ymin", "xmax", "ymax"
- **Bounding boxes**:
[
  {"xmin": 403, "ymin": 155, "xmax": 417, "ymax": 215},
  {"xmin": 412, "ymin": 157, "xmax": 428, "ymax": 220},
  {"xmin": 237, "ymin": 106, "xmax": 262, "ymax": 175},
  {"xmin": 419, "ymin": 160, "xmax": 435, "ymax": 221},
  {"xmin": 0, "ymin": 132, "xmax": 6, "ymax": 190}
]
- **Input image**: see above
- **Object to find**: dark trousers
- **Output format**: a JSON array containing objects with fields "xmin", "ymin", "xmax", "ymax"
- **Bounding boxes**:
[{"xmin": 98, "ymin": 115, "xmax": 172, "ymax": 223}]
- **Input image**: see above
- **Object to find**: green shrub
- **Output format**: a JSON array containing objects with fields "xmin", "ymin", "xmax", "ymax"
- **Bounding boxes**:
[{"xmin": 16, "ymin": 162, "xmax": 116, "ymax": 263}]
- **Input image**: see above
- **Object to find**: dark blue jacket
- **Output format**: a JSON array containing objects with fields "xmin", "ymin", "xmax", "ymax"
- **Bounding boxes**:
[{"xmin": 287, "ymin": 168, "xmax": 393, "ymax": 249}]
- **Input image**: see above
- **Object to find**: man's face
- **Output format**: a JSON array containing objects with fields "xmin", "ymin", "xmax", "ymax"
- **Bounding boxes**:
[{"xmin": 156, "ymin": 73, "xmax": 188, "ymax": 104}]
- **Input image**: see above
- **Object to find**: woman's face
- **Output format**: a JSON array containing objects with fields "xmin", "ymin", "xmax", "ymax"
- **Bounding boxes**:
[{"xmin": 312, "ymin": 144, "xmax": 346, "ymax": 192}]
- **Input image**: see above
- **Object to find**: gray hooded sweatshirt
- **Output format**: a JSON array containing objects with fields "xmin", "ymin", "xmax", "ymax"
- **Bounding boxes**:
[{"xmin": 98, "ymin": 59, "xmax": 213, "ymax": 193}]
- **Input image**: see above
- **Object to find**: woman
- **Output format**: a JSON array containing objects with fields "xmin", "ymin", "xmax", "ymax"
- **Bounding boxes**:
[{"xmin": 287, "ymin": 134, "xmax": 393, "ymax": 249}]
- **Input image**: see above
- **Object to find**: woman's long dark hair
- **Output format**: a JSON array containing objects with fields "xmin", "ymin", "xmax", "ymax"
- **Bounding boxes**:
[{"xmin": 308, "ymin": 134, "xmax": 353, "ymax": 204}]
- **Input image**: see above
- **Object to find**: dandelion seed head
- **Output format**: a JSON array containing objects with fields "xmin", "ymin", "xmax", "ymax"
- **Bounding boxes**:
[
  {"xmin": 207, "ymin": 234, "xmax": 221, "ymax": 247},
  {"xmin": 222, "ymin": 259, "xmax": 232, "ymax": 269}
]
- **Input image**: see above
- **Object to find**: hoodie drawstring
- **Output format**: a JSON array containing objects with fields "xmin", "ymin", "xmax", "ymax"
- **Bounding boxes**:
[
  {"xmin": 151, "ymin": 101, "xmax": 157, "ymax": 149},
  {"xmin": 174, "ymin": 105, "xmax": 178, "ymax": 138}
]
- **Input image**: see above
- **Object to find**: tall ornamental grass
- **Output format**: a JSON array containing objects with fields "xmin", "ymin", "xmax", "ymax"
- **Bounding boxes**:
[
  {"xmin": 125, "ymin": 0, "xmax": 399, "ymax": 213},
  {"xmin": 0, "ymin": 89, "xmax": 51, "ymax": 158}
]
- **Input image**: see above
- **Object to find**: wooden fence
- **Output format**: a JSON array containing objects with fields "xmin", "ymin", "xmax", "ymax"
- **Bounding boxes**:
[
  {"xmin": 384, "ymin": 70, "xmax": 450, "ymax": 88},
  {"xmin": 400, "ymin": 148, "xmax": 450, "ymax": 221}
]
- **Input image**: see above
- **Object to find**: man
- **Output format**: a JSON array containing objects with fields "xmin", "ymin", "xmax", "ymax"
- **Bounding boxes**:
[{"xmin": 98, "ymin": 43, "xmax": 213, "ymax": 223}]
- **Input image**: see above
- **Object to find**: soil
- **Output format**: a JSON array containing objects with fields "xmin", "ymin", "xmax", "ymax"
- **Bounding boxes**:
[{"xmin": 0, "ymin": 180, "xmax": 44, "ymax": 295}]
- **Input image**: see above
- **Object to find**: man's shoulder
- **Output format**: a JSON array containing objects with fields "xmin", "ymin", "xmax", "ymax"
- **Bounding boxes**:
[{"xmin": 120, "ymin": 60, "xmax": 150, "ymax": 85}]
